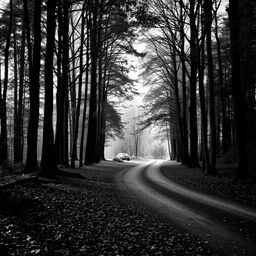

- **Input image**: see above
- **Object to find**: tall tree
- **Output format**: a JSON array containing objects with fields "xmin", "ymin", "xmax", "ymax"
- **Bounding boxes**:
[
  {"xmin": 239, "ymin": 0, "xmax": 256, "ymax": 176},
  {"xmin": 16, "ymin": 15, "xmax": 26, "ymax": 165},
  {"xmin": 0, "ymin": 0, "xmax": 13, "ymax": 165},
  {"xmin": 197, "ymin": 8, "xmax": 210, "ymax": 173},
  {"xmin": 79, "ymin": 7, "xmax": 90, "ymax": 167},
  {"xmin": 179, "ymin": 0, "xmax": 190, "ymax": 166},
  {"xmin": 13, "ymin": 17, "xmax": 19, "ymax": 163},
  {"xmin": 70, "ymin": 3, "xmax": 86, "ymax": 168},
  {"xmin": 55, "ymin": 0, "xmax": 64, "ymax": 165},
  {"xmin": 228, "ymin": 0, "xmax": 249, "ymax": 179},
  {"xmin": 84, "ymin": 0, "xmax": 99, "ymax": 165},
  {"xmin": 213, "ymin": 0, "xmax": 229, "ymax": 154},
  {"xmin": 189, "ymin": 0, "xmax": 200, "ymax": 167},
  {"xmin": 24, "ymin": 0, "xmax": 42, "ymax": 172},
  {"xmin": 39, "ymin": 0, "xmax": 58, "ymax": 176},
  {"xmin": 204, "ymin": 0, "xmax": 216, "ymax": 174},
  {"xmin": 54, "ymin": 0, "xmax": 70, "ymax": 167}
]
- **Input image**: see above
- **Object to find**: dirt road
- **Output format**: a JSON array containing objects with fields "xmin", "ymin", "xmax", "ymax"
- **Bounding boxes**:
[{"xmin": 119, "ymin": 160, "xmax": 256, "ymax": 256}]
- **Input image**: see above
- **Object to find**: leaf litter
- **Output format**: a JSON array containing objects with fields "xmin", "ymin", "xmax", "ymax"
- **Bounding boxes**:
[{"xmin": 0, "ymin": 162, "xmax": 222, "ymax": 255}]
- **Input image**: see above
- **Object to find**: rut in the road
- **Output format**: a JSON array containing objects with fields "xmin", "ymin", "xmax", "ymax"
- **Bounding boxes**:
[{"xmin": 120, "ymin": 160, "xmax": 256, "ymax": 256}]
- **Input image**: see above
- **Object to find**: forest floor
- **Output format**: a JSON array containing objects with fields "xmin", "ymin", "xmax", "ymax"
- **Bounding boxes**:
[{"xmin": 0, "ymin": 160, "xmax": 255, "ymax": 255}]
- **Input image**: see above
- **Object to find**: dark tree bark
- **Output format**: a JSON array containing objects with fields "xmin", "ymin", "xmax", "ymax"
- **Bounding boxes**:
[
  {"xmin": 69, "ymin": 8, "xmax": 76, "ymax": 160},
  {"xmin": 239, "ymin": 1, "xmax": 256, "ymax": 174},
  {"xmin": 171, "ymin": 46, "xmax": 185, "ymax": 164},
  {"xmin": 55, "ymin": 0, "xmax": 63, "ymax": 164},
  {"xmin": 69, "ymin": 16, "xmax": 77, "ymax": 161},
  {"xmin": 62, "ymin": 1, "xmax": 70, "ymax": 167},
  {"xmin": 24, "ymin": 0, "xmax": 41, "ymax": 172},
  {"xmin": 178, "ymin": 0, "xmax": 190, "ymax": 166},
  {"xmin": 0, "ymin": 61, "xmax": 1, "ymax": 124},
  {"xmin": 0, "ymin": 0, "xmax": 13, "ymax": 165},
  {"xmin": 228, "ymin": 0, "xmax": 249, "ymax": 179},
  {"xmin": 23, "ymin": 0, "xmax": 33, "ymax": 76},
  {"xmin": 100, "ymin": 109, "xmax": 107, "ymax": 161},
  {"xmin": 64, "ymin": 91, "xmax": 69, "ymax": 165},
  {"xmin": 95, "ymin": 4, "xmax": 104, "ymax": 163},
  {"xmin": 99, "ymin": 44, "xmax": 110, "ymax": 162},
  {"xmin": 79, "ymin": 10, "xmax": 90, "ymax": 167},
  {"xmin": 213, "ymin": 3, "xmax": 229, "ymax": 153},
  {"xmin": 166, "ymin": 124, "xmax": 172, "ymax": 160},
  {"xmin": 13, "ymin": 19, "xmax": 20, "ymax": 163},
  {"xmin": 71, "ymin": 4, "xmax": 86, "ymax": 168},
  {"xmin": 39, "ymin": 0, "xmax": 58, "ymax": 176},
  {"xmin": 170, "ymin": 133, "xmax": 177, "ymax": 160},
  {"xmin": 54, "ymin": 0, "xmax": 70, "ymax": 167},
  {"xmin": 204, "ymin": 0, "xmax": 217, "ymax": 175},
  {"xmin": 16, "ymin": 18, "xmax": 26, "ymax": 165},
  {"xmin": 197, "ymin": 16, "xmax": 210, "ymax": 173},
  {"xmin": 189, "ymin": 0, "xmax": 200, "ymax": 167},
  {"xmin": 84, "ymin": 0, "xmax": 99, "ymax": 165},
  {"xmin": 180, "ymin": 32, "xmax": 190, "ymax": 165}
]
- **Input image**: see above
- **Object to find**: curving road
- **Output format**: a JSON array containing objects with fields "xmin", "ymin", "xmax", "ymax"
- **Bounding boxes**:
[{"xmin": 118, "ymin": 160, "xmax": 256, "ymax": 256}]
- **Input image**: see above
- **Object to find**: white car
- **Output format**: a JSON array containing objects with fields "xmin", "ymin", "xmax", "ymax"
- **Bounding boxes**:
[{"xmin": 113, "ymin": 153, "xmax": 131, "ymax": 162}]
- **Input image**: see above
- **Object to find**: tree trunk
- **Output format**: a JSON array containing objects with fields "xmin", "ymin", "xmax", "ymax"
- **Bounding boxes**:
[
  {"xmin": 189, "ymin": 0, "xmax": 200, "ymax": 167},
  {"xmin": 71, "ymin": 5, "xmax": 86, "ymax": 168},
  {"xmin": 84, "ymin": 0, "xmax": 99, "ymax": 165},
  {"xmin": 197, "ymin": 21, "xmax": 210, "ymax": 173},
  {"xmin": 79, "ymin": 10, "xmax": 90, "ymax": 167},
  {"xmin": 100, "ymin": 109, "xmax": 107, "ymax": 161},
  {"xmin": 204, "ymin": 0, "xmax": 217, "ymax": 175},
  {"xmin": 25, "ymin": 0, "xmax": 41, "ymax": 172},
  {"xmin": 16, "ymin": 19, "xmax": 26, "ymax": 165},
  {"xmin": 39, "ymin": 0, "xmax": 58, "ymax": 176},
  {"xmin": 0, "ymin": 0, "xmax": 13, "ymax": 165},
  {"xmin": 213, "ymin": 4, "xmax": 229, "ymax": 153},
  {"xmin": 0, "ymin": 64, "xmax": 2, "ymax": 162},
  {"xmin": 172, "ymin": 47, "xmax": 185, "ymax": 164},
  {"xmin": 202, "ymin": 0, "xmax": 215, "ymax": 173},
  {"xmin": 69, "ymin": 14, "xmax": 76, "ymax": 159},
  {"xmin": 23, "ymin": 0, "xmax": 33, "ymax": 76},
  {"xmin": 166, "ymin": 124, "xmax": 172, "ymax": 160},
  {"xmin": 13, "ymin": 19, "xmax": 20, "ymax": 163},
  {"xmin": 179, "ymin": 0, "xmax": 190, "ymax": 166},
  {"xmin": 55, "ymin": 0, "xmax": 63, "ymax": 164},
  {"xmin": 170, "ymin": 134, "xmax": 176, "ymax": 160},
  {"xmin": 181, "ymin": 47, "xmax": 190, "ymax": 166},
  {"xmin": 228, "ymin": 0, "xmax": 249, "ymax": 179},
  {"xmin": 95, "ymin": 5, "xmax": 103, "ymax": 163},
  {"xmin": 54, "ymin": 0, "xmax": 69, "ymax": 167},
  {"xmin": 64, "ymin": 91, "xmax": 69, "ymax": 166}
]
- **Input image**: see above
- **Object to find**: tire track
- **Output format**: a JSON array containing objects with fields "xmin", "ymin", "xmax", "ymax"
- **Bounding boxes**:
[{"xmin": 119, "ymin": 160, "xmax": 256, "ymax": 256}]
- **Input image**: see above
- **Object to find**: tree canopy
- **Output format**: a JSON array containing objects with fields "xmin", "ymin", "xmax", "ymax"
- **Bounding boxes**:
[{"xmin": 0, "ymin": 0, "xmax": 255, "ymax": 180}]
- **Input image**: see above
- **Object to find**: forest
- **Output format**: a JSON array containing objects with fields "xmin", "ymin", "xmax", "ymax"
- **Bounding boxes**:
[{"xmin": 0, "ymin": 0, "xmax": 256, "ymax": 180}]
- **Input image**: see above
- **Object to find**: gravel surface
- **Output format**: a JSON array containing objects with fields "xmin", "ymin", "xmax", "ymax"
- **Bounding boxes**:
[{"xmin": 1, "ymin": 160, "xmax": 254, "ymax": 255}]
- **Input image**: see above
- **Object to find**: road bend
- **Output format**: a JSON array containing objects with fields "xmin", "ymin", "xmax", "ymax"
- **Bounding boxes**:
[{"xmin": 118, "ymin": 160, "xmax": 256, "ymax": 256}]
